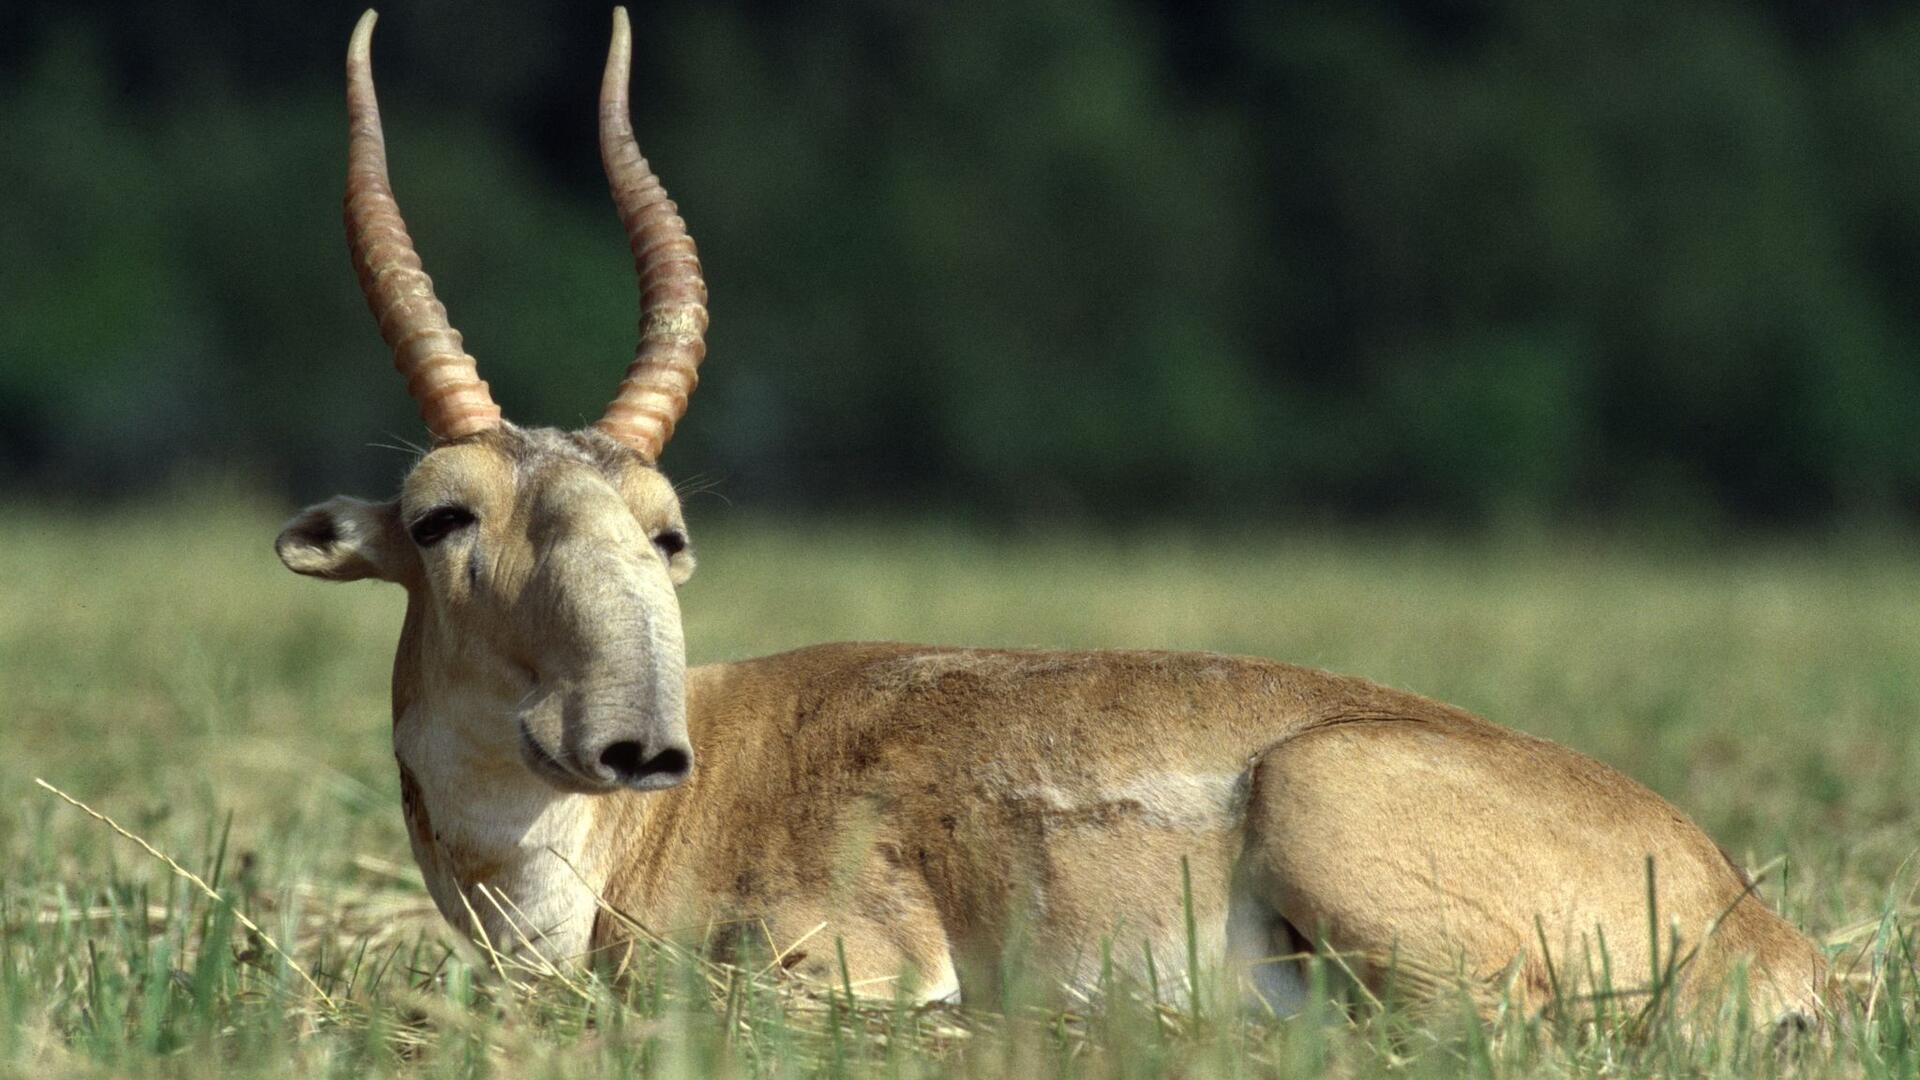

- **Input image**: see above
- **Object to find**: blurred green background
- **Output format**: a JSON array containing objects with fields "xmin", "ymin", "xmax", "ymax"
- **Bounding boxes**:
[
  {"xmin": 4, "ymin": 0, "xmax": 1919, "ymax": 526},
  {"xmin": 5, "ymin": 8, "xmax": 1920, "ymax": 1070}
]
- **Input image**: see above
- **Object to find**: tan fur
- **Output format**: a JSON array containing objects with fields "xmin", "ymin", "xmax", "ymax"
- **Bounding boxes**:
[{"xmin": 281, "ymin": 431, "xmax": 1827, "ymax": 1022}]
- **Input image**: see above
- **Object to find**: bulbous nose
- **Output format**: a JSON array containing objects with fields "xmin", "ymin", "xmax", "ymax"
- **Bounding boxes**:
[{"xmin": 590, "ymin": 738, "xmax": 693, "ymax": 791}]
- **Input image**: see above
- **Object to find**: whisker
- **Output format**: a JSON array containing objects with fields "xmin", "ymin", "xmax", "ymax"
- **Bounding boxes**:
[
  {"xmin": 367, "ymin": 432, "xmax": 429, "ymax": 458},
  {"xmin": 671, "ymin": 471, "xmax": 732, "ymax": 506}
]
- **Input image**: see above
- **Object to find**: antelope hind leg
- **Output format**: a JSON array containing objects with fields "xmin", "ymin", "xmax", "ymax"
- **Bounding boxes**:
[{"xmin": 1238, "ymin": 719, "xmax": 1826, "ymax": 1025}]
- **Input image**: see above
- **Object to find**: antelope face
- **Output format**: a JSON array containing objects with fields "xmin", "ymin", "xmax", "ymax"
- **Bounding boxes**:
[
  {"xmin": 278, "ymin": 427, "xmax": 696, "ymax": 793},
  {"xmin": 279, "ymin": 10, "xmax": 708, "ymax": 794}
]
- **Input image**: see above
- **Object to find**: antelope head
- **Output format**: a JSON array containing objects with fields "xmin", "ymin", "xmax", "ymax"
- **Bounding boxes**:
[{"xmin": 277, "ymin": 9, "xmax": 704, "ymax": 795}]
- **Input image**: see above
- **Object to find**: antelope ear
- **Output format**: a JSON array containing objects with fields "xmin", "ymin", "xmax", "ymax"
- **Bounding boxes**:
[{"xmin": 276, "ymin": 496, "xmax": 412, "ymax": 583}]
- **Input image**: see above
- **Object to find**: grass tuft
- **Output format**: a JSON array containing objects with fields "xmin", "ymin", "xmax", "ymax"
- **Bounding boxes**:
[{"xmin": 4, "ymin": 499, "xmax": 1919, "ymax": 1074}]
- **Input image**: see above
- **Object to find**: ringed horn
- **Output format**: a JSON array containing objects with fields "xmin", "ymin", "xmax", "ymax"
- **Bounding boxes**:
[
  {"xmin": 593, "ymin": 7, "xmax": 710, "ymax": 461},
  {"xmin": 342, "ymin": 8, "xmax": 709, "ymax": 460}
]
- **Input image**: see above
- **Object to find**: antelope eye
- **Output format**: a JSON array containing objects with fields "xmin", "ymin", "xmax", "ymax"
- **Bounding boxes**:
[
  {"xmin": 409, "ymin": 505, "xmax": 476, "ymax": 547},
  {"xmin": 652, "ymin": 528, "xmax": 688, "ymax": 558}
]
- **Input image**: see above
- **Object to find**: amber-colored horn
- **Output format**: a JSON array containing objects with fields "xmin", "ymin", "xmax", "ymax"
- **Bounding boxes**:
[
  {"xmin": 344, "ymin": 10, "xmax": 501, "ymax": 441},
  {"xmin": 593, "ymin": 6, "xmax": 709, "ymax": 461}
]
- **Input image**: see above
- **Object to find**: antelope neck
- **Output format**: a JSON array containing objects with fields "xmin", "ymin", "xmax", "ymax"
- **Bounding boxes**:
[{"xmin": 392, "ymin": 687, "xmax": 616, "ymax": 963}]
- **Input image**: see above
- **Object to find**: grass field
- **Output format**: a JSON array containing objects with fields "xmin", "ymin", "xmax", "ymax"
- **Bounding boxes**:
[{"xmin": 4, "ymin": 491, "xmax": 1919, "ymax": 1076}]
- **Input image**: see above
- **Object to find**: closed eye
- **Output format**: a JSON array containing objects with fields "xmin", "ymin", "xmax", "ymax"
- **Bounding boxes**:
[
  {"xmin": 652, "ymin": 528, "xmax": 688, "ymax": 558},
  {"xmin": 409, "ymin": 505, "xmax": 476, "ymax": 547}
]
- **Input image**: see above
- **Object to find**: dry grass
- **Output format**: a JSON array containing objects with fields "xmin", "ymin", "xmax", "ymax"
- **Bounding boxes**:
[{"xmin": 4, "ymin": 488, "xmax": 1919, "ymax": 1075}]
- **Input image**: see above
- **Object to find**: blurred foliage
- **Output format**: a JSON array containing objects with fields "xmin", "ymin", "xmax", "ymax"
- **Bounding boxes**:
[{"xmin": 3, "ymin": 0, "xmax": 1918, "ymax": 524}]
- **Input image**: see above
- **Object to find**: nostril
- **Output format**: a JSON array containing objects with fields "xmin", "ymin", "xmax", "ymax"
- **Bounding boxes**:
[
  {"xmin": 645, "ymin": 746, "xmax": 691, "ymax": 780},
  {"xmin": 598, "ymin": 741, "xmax": 693, "ymax": 789},
  {"xmin": 599, "ymin": 740, "xmax": 646, "ymax": 778}
]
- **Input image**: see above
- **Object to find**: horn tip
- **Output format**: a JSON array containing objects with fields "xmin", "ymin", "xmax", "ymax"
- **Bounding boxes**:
[
  {"xmin": 350, "ymin": 10, "xmax": 378, "ymax": 59},
  {"xmin": 610, "ymin": 7, "xmax": 631, "ymax": 49},
  {"xmin": 603, "ymin": 7, "xmax": 632, "ymax": 106}
]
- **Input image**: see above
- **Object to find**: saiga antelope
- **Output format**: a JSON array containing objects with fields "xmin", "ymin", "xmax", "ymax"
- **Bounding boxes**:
[{"xmin": 279, "ymin": 8, "xmax": 1828, "ymax": 1023}]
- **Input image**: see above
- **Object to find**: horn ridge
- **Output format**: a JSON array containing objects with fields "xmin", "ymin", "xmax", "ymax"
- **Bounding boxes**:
[
  {"xmin": 593, "ymin": 5, "xmax": 710, "ymax": 461},
  {"xmin": 343, "ymin": 9, "xmax": 502, "ymax": 441}
]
